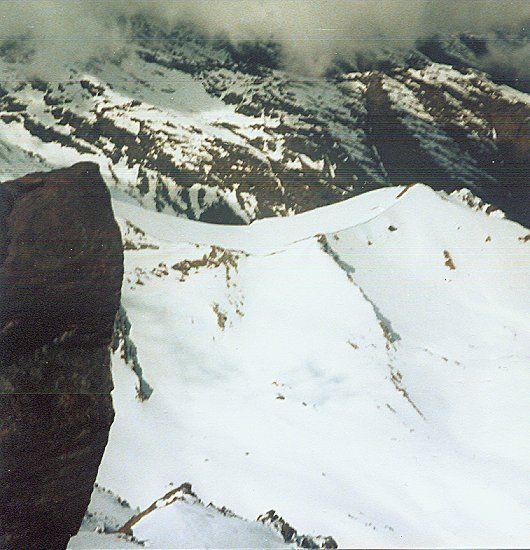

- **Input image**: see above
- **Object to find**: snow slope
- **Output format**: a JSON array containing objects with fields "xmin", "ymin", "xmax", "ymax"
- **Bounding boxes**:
[
  {"xmin": 92, "ymin": 183, "xmax": 530, "ymax": 548},
  {"xmin": 68, "ymin": 484, "xmax": 290, "ymax": 549}
]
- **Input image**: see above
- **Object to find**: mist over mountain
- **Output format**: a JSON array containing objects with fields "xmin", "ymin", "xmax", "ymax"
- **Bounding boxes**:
[
  {"xmin": 1, "ymin": 0, "xmax": 528, "ymax": 87},
  {"xmin": 0, "ymin": 4, "xmax": 527, "ymax": 225}
]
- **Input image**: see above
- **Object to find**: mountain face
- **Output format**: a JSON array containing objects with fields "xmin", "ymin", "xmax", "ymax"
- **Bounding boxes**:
[
  {"xmin": 93, "ymin": 183, "xmax": 529, "ymax": 548},
  {"xmin": 0, "ymin": 19, "xmax": 528, "ymax": 549},
  {"xmin": 0, "ymin": 25, "xmax": 527, "ymax": 226},
  {"xmin": 0, "ymin": 163, "xmax": 123, "ymax": 549}
]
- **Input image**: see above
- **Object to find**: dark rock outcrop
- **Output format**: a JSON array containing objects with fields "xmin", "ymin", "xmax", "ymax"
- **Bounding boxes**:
[
  {"xmin": 257, "ymin": 509, "xmax": 338, "ymax": 549},
  {"xmin": 112, "ymin": 305, "xmax": 153, "ymax": 402},
  {"xmin": 0, "ymin": 162, "xmax": 123, "ymax": 549}
]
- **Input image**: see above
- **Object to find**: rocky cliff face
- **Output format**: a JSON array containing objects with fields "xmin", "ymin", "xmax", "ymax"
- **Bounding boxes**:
[{"xmin": 0, "ymin": 163, "xmax": 123, "ymax": 549}]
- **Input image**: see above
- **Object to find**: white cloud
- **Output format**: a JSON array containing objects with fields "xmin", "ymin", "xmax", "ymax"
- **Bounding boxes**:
[{"xmin": 0, "ymin": 0, "xmax": 527, "ymax": 77}]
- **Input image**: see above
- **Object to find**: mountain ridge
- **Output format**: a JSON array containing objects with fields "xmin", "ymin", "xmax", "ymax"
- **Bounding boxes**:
[
  {"xmin": 94, "ymin": 181, "xmax": 530, "ymax": 547},
  {"xmin": 0, "ymin": 25, "xmax": 527, "ymax": 225}
]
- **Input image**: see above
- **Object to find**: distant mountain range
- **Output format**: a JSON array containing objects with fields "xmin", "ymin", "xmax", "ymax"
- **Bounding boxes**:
[{"xmin": 0, "ymin": 22, "xmax": 527, "ymax": 225}]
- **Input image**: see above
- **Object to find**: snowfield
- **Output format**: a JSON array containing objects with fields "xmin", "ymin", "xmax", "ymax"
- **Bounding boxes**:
[{"xmin": 79, "ymin": 183, "xmax": 530, "ymax": 548}]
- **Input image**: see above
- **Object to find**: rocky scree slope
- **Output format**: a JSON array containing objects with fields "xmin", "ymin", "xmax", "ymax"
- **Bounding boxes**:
[{"xmin": 0, "ymin": 163, "xmax": 123, "ymax": 549}]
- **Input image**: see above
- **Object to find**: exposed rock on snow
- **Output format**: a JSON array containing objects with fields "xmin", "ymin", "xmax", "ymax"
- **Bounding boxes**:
[
  {"xmin": 449, "ymin": 187, "xmax": 506, "ymax": 218},
  {"xmin": 0, "ymin": 163, "xmax": 123, "ymax": 549},
  {"xmin": 119, "ymin": 219, "xmax": 160, "ymax": 251},
  {"xmin": 257, "ymin": 509, "xmax": 338, "ymax": 548},
  {"xmin": 113, "ymin": 305, "xmax": 153, "ymax": 401},
  {"xmin": 71, "ymin": 482, "xmax": 304, "ymax": 549},
  {"xmin": 116, "ymin": 482, "xmax": 291, "ymax": 549},
  {"xmin": 68, "ymin": 485, "xmax": 143, "ymax": 549}
]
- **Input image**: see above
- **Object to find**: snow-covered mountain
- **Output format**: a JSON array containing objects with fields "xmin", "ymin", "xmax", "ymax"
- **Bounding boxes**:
[
  {"xmin": 75, "ymin": 182, "xmax": 529, "ymax": 548},
  {"xmin": 0, "ymin": 24, "xmax": 528, "ymax": 225},
  {"xmin": 1, "ymin": 19, "xmax": 528, "ymax": 548},
  {"xmin": 68, "ymin": 483, "xmax": 305, "ymax": 549}
]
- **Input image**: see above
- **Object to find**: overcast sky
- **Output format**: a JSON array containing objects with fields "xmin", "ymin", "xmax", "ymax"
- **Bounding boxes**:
[{"xmin": 0, "ymin": 0, "xmax": 527, "ymax": 76}]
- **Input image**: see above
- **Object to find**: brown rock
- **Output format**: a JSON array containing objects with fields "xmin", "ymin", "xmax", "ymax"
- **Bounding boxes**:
[{"xmin": 0, "ymin": 162, "xmax": 123, "ymax": 549}]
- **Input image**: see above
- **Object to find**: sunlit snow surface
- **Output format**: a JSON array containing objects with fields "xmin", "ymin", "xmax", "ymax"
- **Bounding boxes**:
[
  {"xmin": 68, "ymin": 484, "xmax": 288, "ymax": 549},
  {"xmin": 90, "ymin": 184, "xmax": 530, "ymax": 548}
]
